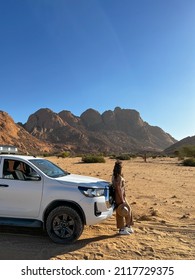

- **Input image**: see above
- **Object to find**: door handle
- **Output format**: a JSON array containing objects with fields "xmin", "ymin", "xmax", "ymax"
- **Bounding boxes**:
[{"xmin": 0, "ymin": 184, "xmax": 9, "ymax": 187}]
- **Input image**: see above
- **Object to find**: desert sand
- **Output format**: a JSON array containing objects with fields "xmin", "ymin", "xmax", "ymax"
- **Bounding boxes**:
[{"xmin": 0, "ymin": 156, "xmax": 195, "ymax": 260}]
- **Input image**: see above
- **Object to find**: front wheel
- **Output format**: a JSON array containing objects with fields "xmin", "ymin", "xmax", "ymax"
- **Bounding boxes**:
[{"xmin": 46, "ymin": 206, "xmax": 84, "ymax": 244}]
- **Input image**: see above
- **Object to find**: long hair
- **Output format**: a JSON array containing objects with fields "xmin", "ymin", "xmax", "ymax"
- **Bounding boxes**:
[{"xmin": 113, "ymin": 160, "xmax": 122, "ymax": 179}]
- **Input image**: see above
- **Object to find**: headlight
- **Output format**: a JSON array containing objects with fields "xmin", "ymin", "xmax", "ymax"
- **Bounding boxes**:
[{"xmin": 78, "ymin": 186, "xmax": 105, "ymax": 197}]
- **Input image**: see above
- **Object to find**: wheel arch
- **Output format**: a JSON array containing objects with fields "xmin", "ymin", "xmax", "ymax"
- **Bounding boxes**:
[{"xmin": 43, "ymin": 200, "xmax": 86, "ymax": 228}]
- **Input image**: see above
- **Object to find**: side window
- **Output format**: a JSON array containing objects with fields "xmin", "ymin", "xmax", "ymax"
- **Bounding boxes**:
[
  {"xmin": 22, "ymin": 162, "xmax": 41, "ymax": 181},
  {"xmin": 3, "ymin": 159, "xmax": 40, "ymax": 181},
  {"xmin": 3, "ymin": 159, "xmax": 15, "ymax": 179}
]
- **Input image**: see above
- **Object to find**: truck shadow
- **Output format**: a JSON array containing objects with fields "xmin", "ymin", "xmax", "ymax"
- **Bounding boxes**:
[{"xmin": 0, "ymin": 226, "xmax": 118, "ymax": 260}]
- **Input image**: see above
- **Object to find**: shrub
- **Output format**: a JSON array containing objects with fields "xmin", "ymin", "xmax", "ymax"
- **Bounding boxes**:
[
  {"xmin": 178, "ymin": 145, "xmax": 195, "ymax": 158},
  {"xmin": 81, "ymin": 155, "xmax": 105, "ymax": 163},
  {"xmin": 116, "ymin": 154, "xmax": 131, "ymax": 160},
  {"xmin": 43, "ymin": 153, "xmax": 50, "ymax": 157},
  {"xmin": 57, "ymin": 151, "xmax": 70, "ymax": 158},
  {"xmin": 183, "ymin": 158, "xmax": 195, "ymax": 167}
]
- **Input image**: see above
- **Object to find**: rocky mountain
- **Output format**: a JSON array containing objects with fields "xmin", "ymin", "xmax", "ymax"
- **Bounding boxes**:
[
  {"xmin": 164, "ymin": 135, "xmax": 195, "ymax": 155},
  {"xmin": 0, "ymin": 111, "xmax": 52, "ymax": 155},
  {"xmin": 22, "ymin": 107, "xmax": 177, "ymax": 154}
]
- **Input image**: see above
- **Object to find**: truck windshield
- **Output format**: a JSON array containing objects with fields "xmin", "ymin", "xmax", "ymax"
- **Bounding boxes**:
[{"xmin": 29, "ymin": 159, "xmax": 69, "ymax": 178}]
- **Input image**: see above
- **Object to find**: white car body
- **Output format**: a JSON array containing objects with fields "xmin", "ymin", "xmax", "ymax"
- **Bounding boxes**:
[{"xmin": 0, "ymin": 155, "xmax": 114, "ymax": 243}]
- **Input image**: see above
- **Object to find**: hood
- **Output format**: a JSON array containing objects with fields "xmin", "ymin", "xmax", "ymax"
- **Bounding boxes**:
[{"xmin": 57, "ymin": 173, "xmax": 109, "ymax": 187}]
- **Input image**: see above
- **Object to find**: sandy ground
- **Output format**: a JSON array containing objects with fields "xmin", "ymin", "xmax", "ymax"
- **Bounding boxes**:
[{"xmin": 0, "ymin": 156, "xmax": 195, "ymax": 260}]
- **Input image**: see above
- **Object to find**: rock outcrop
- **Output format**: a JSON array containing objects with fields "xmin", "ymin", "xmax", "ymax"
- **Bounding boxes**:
[
  {"xmin": 0, "ymin": 107, "xmax": 178, "ymax": 155},
  {"xmin": 0, "ymin": 110, "xmax": 52, "ymax": 155},
  {"xmin": 23, "ymin": 107, "xmax": 176, "ymax": 153}
]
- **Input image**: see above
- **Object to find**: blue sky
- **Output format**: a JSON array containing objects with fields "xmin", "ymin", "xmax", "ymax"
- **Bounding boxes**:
[{"xmin": 0, "ymin": 0, "xmax": 195, "ymax": 140}]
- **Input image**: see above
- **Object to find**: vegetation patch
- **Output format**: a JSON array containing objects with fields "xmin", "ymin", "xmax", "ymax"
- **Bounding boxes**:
[
  {"xmin": 81, "ymin": 155, "xmax": 105, "ymax": 163},
  {"xmin": 183, "ymin": 158, "xmax": 195, "ymax": 167},
  {"xmin": 110, "ymin": 153, "xmax": 133, "ymax": 160},
  {"xmin": 175, "ymin": 145, "xmax": 195, "ymax": 167},
  {"xmin": 57, "ymin": 151, "xmax": 70, "ymax": 158}
]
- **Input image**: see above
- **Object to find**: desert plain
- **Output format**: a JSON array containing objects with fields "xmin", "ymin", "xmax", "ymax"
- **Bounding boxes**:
[{"xmin": 0, "ymin": 156, "xmax": 195, "ymax": 260}]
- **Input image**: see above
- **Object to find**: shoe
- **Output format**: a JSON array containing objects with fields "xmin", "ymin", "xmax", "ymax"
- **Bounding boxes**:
[
  {"xmin": 125, "ymin": 226, "xmax": 134, "ymax": 233},
  {"xmin": 119, "ymin": 229, "xmax": 130, "ymax": 235}
]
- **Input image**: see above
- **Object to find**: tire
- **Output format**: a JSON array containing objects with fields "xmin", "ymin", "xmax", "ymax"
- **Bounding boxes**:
[{"xmin": 46, "ymin": 206, "xmax": 84, "ymax": 244}]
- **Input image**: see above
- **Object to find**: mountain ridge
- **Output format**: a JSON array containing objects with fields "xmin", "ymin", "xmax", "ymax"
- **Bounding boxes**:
[
  {"xmin": 164, "ymin": 135, "xmax": 195, "ymax": 154},
  {"xmin": 1, "ymin": 107, "xmax": 178, "ymax": 155},
  {"xmin": 0, "ymin": 110, "xmax": 52, "ymax": 154},
  {"xmin": 23, "ymin": 107, "xmax": 176, "ymax": 154}
]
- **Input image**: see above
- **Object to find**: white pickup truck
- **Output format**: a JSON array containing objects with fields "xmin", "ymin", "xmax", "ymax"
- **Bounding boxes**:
[{"xmin": 0, "ymin": 154, "xmax": 114, "ymax": 243}]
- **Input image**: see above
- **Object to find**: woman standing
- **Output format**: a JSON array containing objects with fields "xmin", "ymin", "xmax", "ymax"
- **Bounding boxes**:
[{"xmin": 112, "ymin": 160, "xmax": 134, "ymax": 235}]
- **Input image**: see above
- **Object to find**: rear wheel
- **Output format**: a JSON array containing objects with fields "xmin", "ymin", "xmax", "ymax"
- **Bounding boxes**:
[{"xmin": 46, "ymin": 206, "xmax": 84, "ymax": 244}]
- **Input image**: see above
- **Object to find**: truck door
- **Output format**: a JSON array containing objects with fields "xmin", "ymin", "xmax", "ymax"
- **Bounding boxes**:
[{"xmin": 0, "ymin": 159, "xmax": 43, "ymax": 218}]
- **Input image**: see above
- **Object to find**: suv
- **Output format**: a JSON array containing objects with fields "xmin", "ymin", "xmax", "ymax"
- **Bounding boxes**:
[{"xmin": 0, "ymin": 155, "xmax": 113, "ymax": 243}]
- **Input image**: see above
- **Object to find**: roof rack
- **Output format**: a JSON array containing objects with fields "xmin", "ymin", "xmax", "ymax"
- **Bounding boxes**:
[{"xmin": 0, "ymin": 145, "xmax": 18, "ymax": 154}]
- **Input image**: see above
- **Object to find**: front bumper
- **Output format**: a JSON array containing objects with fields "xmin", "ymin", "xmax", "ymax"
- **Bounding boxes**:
[{"xmin": 80, "ymin": 195, "xmax": 114, "ymax": 226}]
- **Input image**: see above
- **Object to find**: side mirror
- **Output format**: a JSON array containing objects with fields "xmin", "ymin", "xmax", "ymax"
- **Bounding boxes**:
[
  {"xmin": 26, "ymin": 173, "xmax": 41, "ymax": 181},
  {"xmin": 31, "ymin": 174, "xmax": 41, "ymax": 181}
]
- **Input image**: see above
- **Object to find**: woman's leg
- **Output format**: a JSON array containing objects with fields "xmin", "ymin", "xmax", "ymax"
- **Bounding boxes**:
[
  {"xmin": 116, "ymin": 209, "xmax": 125, "ymax": 229},
  {"xmin": 125, "ymin": 201, "xmax": 134, "ymax": 227}
]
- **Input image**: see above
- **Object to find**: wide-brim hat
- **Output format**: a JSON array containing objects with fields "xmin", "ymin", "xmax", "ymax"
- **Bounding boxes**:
[{"xmin": 117, "ymin": 203, "xmax": 129, "ymax": 217}]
